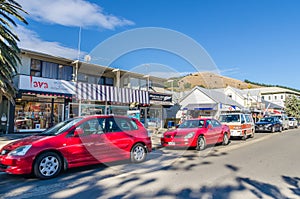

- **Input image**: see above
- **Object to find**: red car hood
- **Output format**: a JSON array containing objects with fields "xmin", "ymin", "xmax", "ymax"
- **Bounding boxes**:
[
  {"xmin": 164, "ymin": 128, "xmax": 199, "ymax": 136},
  {"xmin": 2, "ymin": 136, "xmax": 51, "ymax": 151}
]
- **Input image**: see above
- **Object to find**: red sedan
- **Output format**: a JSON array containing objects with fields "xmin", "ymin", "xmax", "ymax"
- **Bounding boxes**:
[
  {"xmin": 0, "ymin": 115, "xmax": 152, "ymax": 179},
  {"xmin": 161, "ymin": 118, "xmax": 230, "ymax": 150}
]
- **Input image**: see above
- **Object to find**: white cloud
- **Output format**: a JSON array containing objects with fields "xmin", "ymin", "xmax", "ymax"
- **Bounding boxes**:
[
  {"xmin": 16, "ymin": 26, "xmax": 82, "ymax": 59},
  {"xmin": 18, "ymin": 0, "xmax": 134, "ymax": 29}
]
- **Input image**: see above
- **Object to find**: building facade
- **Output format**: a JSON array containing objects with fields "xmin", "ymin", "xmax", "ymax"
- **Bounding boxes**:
[{"xmin": 7, "ymin": 49, "xmax": 172, "ymax": 133}]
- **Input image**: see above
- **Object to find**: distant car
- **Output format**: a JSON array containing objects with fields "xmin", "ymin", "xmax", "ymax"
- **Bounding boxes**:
[
  {"xmin": 288, "ymin": 117, "xmax": 298, "ymax": 129},
  {"xmin": 0, "ymin": 115, "xmax": 152, "ymax": 179},
  {"xmin": 272, "ymin": 114, "xmax": 289, "ymax": 130},
  {"xmin": 161, "ymin": 118, "xmax": 230, "ymax": 151},
  {"xmin": 218, "ymin": 113, "xmax": 255, "ymax": 140},
  {"xmin": 255, "ymin": 116, "xmax": 283, "ymax": 133}
]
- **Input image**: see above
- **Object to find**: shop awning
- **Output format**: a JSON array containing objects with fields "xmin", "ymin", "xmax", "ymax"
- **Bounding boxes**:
[
  {"xmin": 183, "ymin": 103, "xmax": 218, "ymax": 111},
  {"xmin": 75, "ymin": 82, "xmax": 149, "ymax": 104}
]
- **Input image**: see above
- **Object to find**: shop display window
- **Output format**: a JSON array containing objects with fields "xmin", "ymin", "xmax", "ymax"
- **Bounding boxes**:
[{"xmin": 14, "ymin": 96, "xmax": 65, "ymax": 132}]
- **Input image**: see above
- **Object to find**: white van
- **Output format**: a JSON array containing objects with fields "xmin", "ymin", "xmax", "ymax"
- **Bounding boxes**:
[{"xmin": 218, "ymin": 113, "xmax": 255, "ymax": 140}]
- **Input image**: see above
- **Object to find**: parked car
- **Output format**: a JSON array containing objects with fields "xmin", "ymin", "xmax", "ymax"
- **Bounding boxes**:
[
  {"xmin": 288, "ymin": 117, "xmax": 298, "ymax": 129},
  {"xmin": 255, "ymin": 116, "xmax": 283, "ymax": 132},
  {"xmin": 218, "ymin": 113, "xmax": 255, "ymax": 140},
  {"xmin": 0, "ymin": 115, "xmax": 152, "ymax": 179},
  {"xmin": 272, "ymin": 114, "xmax": 289, "ymax": 130},
  {"xmin": 161, "ymin": 118, "xmax": 230, "ymax": 151}
]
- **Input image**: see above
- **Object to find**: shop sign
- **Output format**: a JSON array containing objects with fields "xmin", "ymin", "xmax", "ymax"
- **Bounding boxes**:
[
  {"xmin": 18, "ymin": 75, "xmax": 75, "ymax": 95},
  {"xmin": 149, "ymin": 92, "xmax": 172, "ymax": 102}
]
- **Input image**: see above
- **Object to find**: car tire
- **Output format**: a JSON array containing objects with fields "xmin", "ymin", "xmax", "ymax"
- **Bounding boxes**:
[
  {"xmin": 242, "ymin": 131, "xmax": 247, "ymax": 141},
  {"xmin": 33, "ymin": 152, "xmax": 62, "ymax": 179},
  {"xmin": 131, "ymin": 143, "xmax": 147, "ymax": 163},
  {"xmin": 196, "ymin": 136, "xmax": 206, "ymax": 151},
  {"xmin": 271, "ymin": 126, "xmax": 275, "ymax": 133},
  {"xmin": 250, "ymin": 130, "xmax": 255, "ymax": 138},
  {"xmin": 222, "ymin": 133, "xmax": 229, "ymax": 145}
]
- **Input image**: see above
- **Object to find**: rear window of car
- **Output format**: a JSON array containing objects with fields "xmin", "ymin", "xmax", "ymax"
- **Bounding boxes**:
[{"xmin": 219, "ymin": 114, "xmax": 240, "ymax": 123}]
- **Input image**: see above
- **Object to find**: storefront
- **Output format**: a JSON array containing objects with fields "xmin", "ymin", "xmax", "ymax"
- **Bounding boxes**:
[
  {"xmin": 145, "ymin": 92, "xmax": 173, "ymax": 128},
  {"xmin": 67, "ymin": 82, "xmax": 149, "ymax": 121},
  {"xmin": 13, "ymin": 75, "xmax": 74, "ymax": 132}
]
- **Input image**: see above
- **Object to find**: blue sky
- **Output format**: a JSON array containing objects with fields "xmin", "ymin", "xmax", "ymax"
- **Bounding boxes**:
[{"xmin": 16, "ymin": 0, "xmax": 300, "ymax": 89}]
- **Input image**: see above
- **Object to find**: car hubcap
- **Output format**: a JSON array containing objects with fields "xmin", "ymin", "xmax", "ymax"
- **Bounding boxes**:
[
  {"xmin": 198, "ymin": 138, "xmax": 204, "ymax": 148},
  {"xmin": 39, "ymin": 156, "xmax": 59, "ymax": 176},
  {"xmin": 224, "ymin": 135, "xmax": 228, "ymax": 144},
  {"xmin": 133, "ymin": 146, "xmax": 145, "ymax": 161}
]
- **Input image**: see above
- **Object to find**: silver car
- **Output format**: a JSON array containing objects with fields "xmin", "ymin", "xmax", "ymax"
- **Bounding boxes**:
[{"xmin": 288, "ymin": 117, "xmax": 298, "ymax": 129}]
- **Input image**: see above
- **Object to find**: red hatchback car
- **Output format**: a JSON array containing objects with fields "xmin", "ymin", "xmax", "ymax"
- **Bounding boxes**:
[
  {"xmin": 161, "ymin": 118, "xmax": 230, "ymax": 150},
  {"xmin": 0, "ymin": 115, "xmax": 152, "ymax": 179}
]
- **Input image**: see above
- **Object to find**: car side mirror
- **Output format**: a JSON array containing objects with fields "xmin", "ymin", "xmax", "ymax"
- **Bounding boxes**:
[{"xmin": 74, "ymin": 128, "xmax": 84, "ymax": 137}]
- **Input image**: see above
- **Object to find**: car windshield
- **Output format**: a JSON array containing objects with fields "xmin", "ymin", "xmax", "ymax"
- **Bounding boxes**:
[
  {"xmin": 39, "ymin": 118, "xmax": 83, "ymax": 136},
  {"xmin": 259, "ymin": 117, "xmax": 274, "ymax": 123},
  {"xmin": 289, "ymin": 118, "xmax": 295, "ymax": 121},
  {"xmin": 219, "ymin": 115, "xmax": 240, "ymax": 123},
  {"xmin": 178, "ymin": 120, "xmax": 204, "ymax": 128}
]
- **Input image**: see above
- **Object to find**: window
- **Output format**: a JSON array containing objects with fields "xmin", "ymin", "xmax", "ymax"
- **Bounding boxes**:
[
  {"xmin": 241, "ymin": 115, "xmax": 245, "ymax": 124},
  {"xmin": 99, "ymin": 76, "xmax": 114, "ymax": 86},
  {"xmin": 42, "ymin": 61, "xmax": 59, "ymax": 79},
  {"xmin": 245, "ymin": 115, "xmax": 252, "ymax": 123},
  {"xmin": 211, "ymin": 119, "xmax": 221, "ymax": 127},
  {"xmin": 268, "ymin": 96, "xmax": 271, "ymax": 100},
  {"xmin": 30, "ymin": 59, "xmax": 42, "ymax": 77},
  {"xmin": 275, "ymin": 96, "xmax": 277, "ymax": 100},
  {"xmin": 59, "ymin": 65, "xmax": 73, "ymax": 81},
  {"xmin": 31, "ymin": 59, "xmax": 73, "ymax": 80},
  {"xmin": 281, "ymin": 95, "xmax": 284, "ymax": 100}
]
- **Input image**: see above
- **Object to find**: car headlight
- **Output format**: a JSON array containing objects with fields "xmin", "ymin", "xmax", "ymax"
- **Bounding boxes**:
[
  {"xmin": 184, "ymin": 132, "xmax": 195, "ymax": 139},
  {"xmin": 8, "ymin": 145, "xmax": 32, "ymax": 156}
]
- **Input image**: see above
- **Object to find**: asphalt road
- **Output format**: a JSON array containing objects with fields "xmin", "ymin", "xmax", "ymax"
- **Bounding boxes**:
[{"xmin": 0, "ymin": 128, "xmax": 299, "ymax": 199}]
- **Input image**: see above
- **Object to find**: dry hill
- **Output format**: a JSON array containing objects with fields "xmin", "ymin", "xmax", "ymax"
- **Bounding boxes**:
[{"xmin": 176, "ymin": 72, "xmax": 261, "ymax": 90}]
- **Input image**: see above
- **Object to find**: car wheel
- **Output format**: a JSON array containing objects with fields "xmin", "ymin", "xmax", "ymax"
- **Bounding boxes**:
[
  {"xmin": 131, "ymin": 143, "xmax": 147, "ymax": 163},
  {"xmin": 242, "ymin": 131, "xmax": 247, "ymax": 141},
  {"xmin": 33, "ymin": 152, "xmax": 62, "ymax": 179},
  {"xmin": 222, "ymin": 133, "xmax": 229, "ymax": 145},
  {"xmin": 196, "ymin": 136, "xmax": 206, "ymax": 151},
  {"xmin": 250, "ymin": 130, "xmax": 255, "ymax": 138},
  {"xmin": 271, "ymin": 126, "xmax": 275, "ymax": 133}
]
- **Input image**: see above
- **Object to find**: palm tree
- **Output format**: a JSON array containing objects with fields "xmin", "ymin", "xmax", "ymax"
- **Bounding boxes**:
[{"xmin": 0, "ymin": 0, "xmax": 27, "ymax": 103}]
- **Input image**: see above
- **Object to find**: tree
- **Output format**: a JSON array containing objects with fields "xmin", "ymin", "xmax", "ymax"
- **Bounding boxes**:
[
  {"xmin": 0, "ymin": 0, "xmax": 27, "ymax": 103},
  {"xmin": 285, "ymin": 95, "xmax": 300, "ymax": 118}
]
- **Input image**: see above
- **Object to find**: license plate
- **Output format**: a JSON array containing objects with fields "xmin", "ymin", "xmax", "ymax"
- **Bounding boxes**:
[
  {"xmin": 259, "ymin": 127, "xmax": 263, "ymax": 130},
  {"xmin": 168, "ymin": 142, "xmax": 175, "ymax": 145}
]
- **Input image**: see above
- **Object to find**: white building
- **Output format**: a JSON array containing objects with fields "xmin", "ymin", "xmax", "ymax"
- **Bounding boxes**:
[{"xmin": 244, "ymin": 87, "xmax": 300, "ymax": 109}]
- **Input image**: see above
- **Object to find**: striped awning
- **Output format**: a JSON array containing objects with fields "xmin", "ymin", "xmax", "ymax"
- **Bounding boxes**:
[{"xmin": 75, "ymin": 82, "xmax": 149, "ymax": 104}]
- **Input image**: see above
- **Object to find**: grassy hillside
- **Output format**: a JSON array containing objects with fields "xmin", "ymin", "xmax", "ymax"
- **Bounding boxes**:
[{"xmin": 165, "ymin": 72, "xmax": 261, "ymax": 91}]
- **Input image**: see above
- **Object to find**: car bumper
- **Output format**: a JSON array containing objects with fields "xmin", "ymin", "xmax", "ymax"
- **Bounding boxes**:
[
  {"xmin": 230, "ymin": 130, "xmax": 243, "ymax": 137},
  {"xmin": 161, "ymin": 137, "xmax": 196, "ymax": 148},
  {"xmin": 0, "ymin": 155, "xmax": 33, "ymax": 175},
  {"xmin": 255, "ymin": 126, "xmax": 273, "ymax": 132}
]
